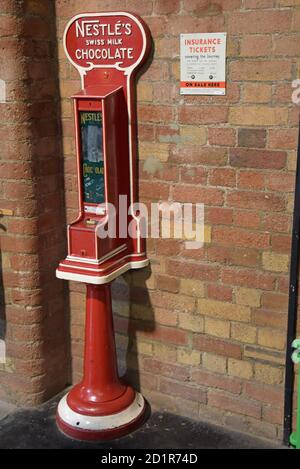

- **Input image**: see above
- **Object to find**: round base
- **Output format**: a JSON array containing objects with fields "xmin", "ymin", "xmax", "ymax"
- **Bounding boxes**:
[{"xmin": 56, "ymin": 392, "xmax": 146, "ymax": 441}]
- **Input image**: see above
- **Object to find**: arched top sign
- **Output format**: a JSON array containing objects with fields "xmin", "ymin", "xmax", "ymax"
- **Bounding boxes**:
[{"xmin": 64, "ymin": 11, "xmax": 151, "ymax": 76}]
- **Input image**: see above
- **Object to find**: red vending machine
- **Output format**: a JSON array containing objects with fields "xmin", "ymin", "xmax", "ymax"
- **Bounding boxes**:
[{"xmin": 56, "ymin": 11, "xmax": 151, "ymax": 441}]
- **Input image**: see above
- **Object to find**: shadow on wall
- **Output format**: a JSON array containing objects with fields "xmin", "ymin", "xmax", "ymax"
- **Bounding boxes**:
[
  {"xmin": 23, "ymin": 1, "xmax": 71, "ymax": 399},
  {"xmin": 0, "ymin": 216, "xmax": 6, "ymax": 361},
  {"xmin": 113, "ymin": 265, "xmax": 155, "ymax": 394}
]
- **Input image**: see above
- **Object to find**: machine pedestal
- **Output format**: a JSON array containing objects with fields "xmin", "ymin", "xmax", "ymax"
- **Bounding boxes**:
[{"xmin": 56, "ymin": 284, "xmax": 145, "ymax": 441}]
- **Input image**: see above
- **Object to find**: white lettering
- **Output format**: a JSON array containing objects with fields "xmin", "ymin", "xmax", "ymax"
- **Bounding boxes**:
[
  {"xmin": 75, "ymin": 47, "xmax": 133, "ymax": 61},
  {"xmin": 75, "ymin": 19, "xmax": 133, "ymax": 38}
]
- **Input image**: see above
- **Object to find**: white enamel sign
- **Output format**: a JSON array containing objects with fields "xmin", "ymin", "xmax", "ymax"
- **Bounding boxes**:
[{"xmin": 180, "ymin": 32, "xmax": 227, "ymax": 95}]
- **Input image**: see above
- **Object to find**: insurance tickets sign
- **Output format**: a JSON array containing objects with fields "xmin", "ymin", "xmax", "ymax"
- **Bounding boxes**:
[{"xmin": 180, "ymin": 32, "xmax": 227, "ymax": 95}]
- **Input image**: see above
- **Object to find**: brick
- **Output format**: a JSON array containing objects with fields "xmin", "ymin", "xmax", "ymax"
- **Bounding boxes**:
[
  {"xmin": 155, "ymin": 308, "xmax": 178, "ymax": 327},
  {"xmin": 230, "ymin": 148, "xmax": 286, "ymax": 169},
  {"xmin": 191, "ymin": 369, "xmax": 241, "ymax": 394},
  {"xmin": 263, "ymin": 214, "xmax": 290, "ymax": 233},
  {"xmin": 178, "ymin": 106, "xmax": 228, "ymax": 125},
  {"xmin": 271, "ymin": 234, "xmax": 291, "ymax": 254},
  {"xmin": 240, "ymin": 35, "xmax": 272, "ymax": 57},
  {"xmin": 263, "ymin": 405, "xmax": 283, "ymax": 425},
  {"xmin": 156, "ymin": 124, "xmax": 179, "ymax": 143},
  {"xmin": 140, "ymin": 181, "xmax": 170, "ymax": 200},
  {"xmin": 139, "ymin": 141, "xmax": 170, "ymax": 162},
  {"xmin": 180, "ymin": 167, "xmax": 207, "ymax": 185},
  {"xmin": 135, "ymin": 339, "xmax": 154, "ymax": 356},
  {"xmin": 231, "ymin": 60, "xmax": 291, "ymax": 81},
  {"xmin": 248, "ymin": 417, "xmax": 277, "ymax": 440},
  {"xmin": 153, "ymin": 83, "xmax": 178, "ymax": 104},
  {"xmin": 138, "ymin": 105, "xmax": 175, "ymax": 123},
  {"xmin": 251, "ymin": 309, "xmax": 286, "ymax": 329},
  {"xmin": 143, "ymin": 358, "xmax": 190, "ymax": 381},
  {"xmin": 274, "ymin": 34, "xmax": 300, "ymax": 57},
  {"xmin": 170, "ymin": 145, "xmax": 227, "ymax": 165},
  {"xmin": 227, "ymin": 191, "xmax": 285, "ymax": 212},
  {"xmin": 212, "ymin": 245, "xmax": 259, "ymax": 268},
  {"xmin": 243, "ymin": 83, "xmax": 272, "ymax": 104},
  {"xmin": 193, "ymin": 334, "xmax": 242, "ymax": 359},
  {"xmin": 198, "ymin": 298, "xmax": 251, "ymax": 322},
  {"xmin": 255, "ymin": 363, "xmax": 283, "ymax": 385},
  {"xmin": 229, "ymin": 107, "xmax": 288, "ymax": 126},
  {"xmin": 155, "ymin": 239, "xmax": 181, "ymax": 256},
  {"xmin": 268, "ymin": 129, "xmax": 298, "ymax": 150},
  {"xmin": 244, "ymin": 0, "xmax": 274, "ymax": 6},
  {"xmin": 277, "ymin": 277, "xmax": 289, "ymax": 294},
  {"xmin": 168, "ymin": 260, "xmax": 219, "ymax": 283},
  {"xmin": 139, "ymin": 372, "xmax": 159, "ymax": 392},
  {"xmin": 143, "ymin": 60, "xmax": 169, "ymax": 81},
  {"xmin": 156, "ymin": 37, "xmax": 179, "ymax": 59},
  {"xmin": 166, "ymin": 15, "xmax": 225, "ymax": 38},
  {"xmin": 126, "ymin": 0, "xmax": 153, "ymax": 14},
  {"xmin": 262, "ymin": 252, "xmax": 289, "ymax": 272},
  {"xmin": 209, "ymin": 168, "xmax": 236, "ymax": 187},
  {"xmin": 235, "ymin": 287, "xmax": 261, "ymax": 307},
  {"xmin": 183, "ymin": 0, "xmax": 241, "ymax": 14},
  {"xmin": 177, "ymin": 348, "xmax": 201, "ymax": 366},
  {"xmin": 206, "ymin": 207, "xmax": 233, "ymax": 225},
  {"xmin": 154, "ymin": 0, "xmax": 180, "ymax": 14},
  {"xmin": 178, "ymin": 313, "xmax": 204, "ymax": 332},
  {"xmin": 206, "ymin": 284, "xmax": 233, "ymax": 302},
  {"xmin": 243, "ymin": 382, "xmax": 283, "ymax": 406},
  {"xmin": 238, "ymin": 128, "xmax": 266, "ymax": 148},
  {"xmin": 138, "ymin": 323, "xmax": 188, "ymax": 346},
  {"xmin": 231, "ymin": 322, "xmax": 256, "ymax": 344},
  {"xmin": 261, "ymin": 292, "xmax": 288, "ymax": 313},
  {"xmin": 287, "ymin": 193, "xmax": 294, "ymax": 213},
  {"xmin": 228, "ymin": 11, "xmax": 292, "ymax": 34},
  {"xmin": 221, "ymin": 267, "xmax": 276, "ymax": 290},
  {"xmin": 228, "ymin": 358, "xmax": 253, "ymax": 379},
  {"xmin": 232, "ymin": 210, "xmax": 261, "ymax": 229},
  {"xmin": 138, "ymin": 123, "xmax": 155, "ymax": 141},
  {"xmin": 145, "ymin": 391, "xmax": 199, "ymax": 419},
  {"xmin": 265, "ymin": 173, "xmax": 295, "ymax": 192},
  {"xmin": 204, "ymin": 317, "xmax": 231, "ymax": 339},
  {"xmin": 156, "ymin": 275, "xmax": 179, "ymax": 293},
  {"xmin": 174, "ymin": 184, "xmax": 224, "ymax": 206},
  {"xmin": 257, "ymin": 328, "xmax": 286, "ymax": 350},
  {"xmin": 202, "ymin": 353, "xmax": 227, "ymax": 374},
  {"xmin": 293, "ymin": 9, "xmax": 300, "ymax": 31},
  {"xmin": 180, "ymin": 279, "xmax": 205, "ymax": 297},
  {"xmin": 213, "ymin": 226, "xmax": 270, "ymax": 249},
  {"xmin": 153, "ymin": 343, "xmax": 176, "ymax": 362},
  {"xmin": 179, "ymin": 126, "xmax": 207, "ymax": 145},
  {"xmin": 244, "ymin": 345, "xmax": 285, "ymax": 365},
  {"xmin": 149, "ymin": 290, "xmax": 196, "ymax": 313},
  {"xmin": 208, "ymin": 390, "xmax": 261, "ymax": 419},
  {"xmin": 159, "ymin": 377, "xmax": 205, "ymax": 403},
  {"xmin": 137, "ymin": 82, "xmax": 153, "ymax": 102},
  {"xmin": 143, "ymin": 16, "xmax": 167, "ymax": 38},
  {"xmin": 208, "ymin": 127, "xmax": 236, "ymax": 147}
]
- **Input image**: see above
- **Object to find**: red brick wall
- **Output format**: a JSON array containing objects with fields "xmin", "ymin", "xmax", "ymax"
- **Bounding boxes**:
[
  {"xmin": 0, "ymin": 0, "xmax": 69, "ymax": 404},
  {"xmin": 55, "ymin": 0, "xmax": 300, "ymax": 440},
  {"xmin": 54, "ymin": 0, "xmax": 300, "ymax": 441},
  {"xmin": 0, "ymin": 0, "xmax": 298, "ymax": 441}
]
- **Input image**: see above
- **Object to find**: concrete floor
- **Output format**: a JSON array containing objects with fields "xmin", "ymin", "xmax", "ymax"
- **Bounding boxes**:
[{"xmin": 0, "ymin": 393, "xmax": 285, "ymax": 449}]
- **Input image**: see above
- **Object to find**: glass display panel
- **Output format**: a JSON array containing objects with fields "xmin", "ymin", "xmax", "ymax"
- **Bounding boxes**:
[{"xmin": 80, "ymin": 111, "xmax": 105, "ymax": 205}]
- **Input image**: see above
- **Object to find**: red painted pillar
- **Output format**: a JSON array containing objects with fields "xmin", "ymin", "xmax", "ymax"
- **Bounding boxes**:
[{"xmin": 56, "ymin": 284, "xmax": 145, "ymax": 440}]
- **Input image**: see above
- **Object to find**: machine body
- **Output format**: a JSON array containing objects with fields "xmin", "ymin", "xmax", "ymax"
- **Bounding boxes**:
[{"xmin": 56, "ymin": 11, "xmax": 151, "ymax": 440}]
